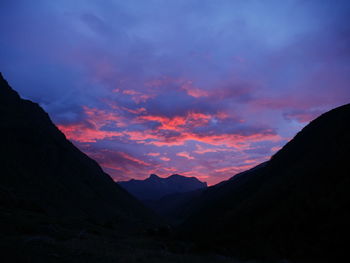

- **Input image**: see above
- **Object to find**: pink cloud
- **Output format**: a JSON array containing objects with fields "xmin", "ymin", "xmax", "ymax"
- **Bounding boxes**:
[
  {"xmin": 118, "ymin": 89, "xmax": 155, "ymax": 103},
  {"xmin": 271, "ymin": 146, "xmax": 282, "ymax": 153},
  {"xmin": 194, "ymin": 144, "xmax": 233, "ymax": 154},
  {"xmin": 181, "ymin": 80, "xmax": 209, "ymax": 98},
  {"xmin": 176, "ymin": 151, "xmax": 195, "ymax": 160},
  {"xmin": 147, "ymin": 131, "xmax": 281, "ymax": 148},
  {"xmin": 122, "ymin": 106, "xmax": 147, "ymax": 115},
  {"xmin": 214, "ymin": 164, "xmax": 257, "ymax": 175},
  {"xmin": 147, "ymin": 152, "xmax": 160, "ymax": 157},
  {"xmin": 57, "ymin": 106, "xmax": 125, "ymax": 142},
  {"xmin": 57, "ymin": 123, "xmax": 123, "ymax": 143},
  {"xmin": 283, "ymin": 110, "xmax": 322, "ymax": 123},
  {"xmin": 83, "ymin": 106, "xmax": 126, "ymax": 127},
  {"xmin": 118, "ymin": 151, "xmax": 151, "ymax": 167},
  {"xmin": 138, "ymin": 111, "xmax": 224, "ymax": 131}
]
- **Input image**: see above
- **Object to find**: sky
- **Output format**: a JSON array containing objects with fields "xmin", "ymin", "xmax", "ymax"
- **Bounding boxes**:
[{"xmin": 1, "ymin": 0, "xmax": 350, "ymax": 185}]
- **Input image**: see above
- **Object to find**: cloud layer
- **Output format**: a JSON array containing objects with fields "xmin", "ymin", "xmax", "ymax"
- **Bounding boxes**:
[{"xmin": 1, "ymin": 0, "xmax": 350, "ymax": 184}]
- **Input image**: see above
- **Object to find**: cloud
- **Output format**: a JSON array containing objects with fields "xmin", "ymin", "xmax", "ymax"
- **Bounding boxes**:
[
  {"xmin": 147, "ymin": 152, "xmax": 160, "ymax": 157},
  {"xmin": 283, "ymin": 109, "xmax": 323, "ymax": 123},
  {"xmin": 57, "ymin": 123, "xmax": 123, "ymax": 143},
  {"xmin": 194, "ymin": 144, "xmax": 232, "ymax": 154},
  {"xmin": 1, "ymin": 0, "xmax": 350, "ymax": 185},
  {"xmin": 176, "ymin": 152, "xmax": 195, "ymax": 160}
]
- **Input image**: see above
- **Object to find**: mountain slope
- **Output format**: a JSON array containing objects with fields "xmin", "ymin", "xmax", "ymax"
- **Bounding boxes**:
[
  {"xmin": 181, "ymin": 103, "xmax": 350, "ymax": 260},
  {"xmin": 0, "ymin": 72, "xmax": 155, "ymax": 225},
  {"xmin": 119, "ymin": 174, "xmax": 207, "ymax": 201},
  {"xmin": 144, "ymin": 188, "xmax": 206, "ymax": 225}
]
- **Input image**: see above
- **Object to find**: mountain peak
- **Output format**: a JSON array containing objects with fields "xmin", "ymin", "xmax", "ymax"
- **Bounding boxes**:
[
  {"xmin": 169, "ymin": 174, "xmax": 182, "ymax": 178},
  {"xmin": 149, "ymin": 174, "xmax": 160, "ymax": 179},
  {"xmin": 0, "ymin": 72, "xmax": 20, "ymax": 101},
  {"xmin": 0, "ymin": 72, "xmax": 5, "ymax": 82},
  {"xmin": 119, "ymin": 174, "xmax": 207, "ymax": 201}
]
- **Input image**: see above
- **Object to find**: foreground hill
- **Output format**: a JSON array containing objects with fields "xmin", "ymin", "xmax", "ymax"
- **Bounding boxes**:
[
  {"xmin": 0, "ymin": 72, "xmax": 155, "ymax": 226},
  {"xmin": 181, "ymin": 103, "xmax": 350, "ymax": 261},
  {"xmin": 118, "ymin": 174, "xmax": 207, "ymax": 201}
]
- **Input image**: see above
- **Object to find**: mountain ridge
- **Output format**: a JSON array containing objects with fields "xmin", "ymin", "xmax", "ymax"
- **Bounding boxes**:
[{"xmin": 118, "ymin": 174, "xmax": 207, "ymax": 201}]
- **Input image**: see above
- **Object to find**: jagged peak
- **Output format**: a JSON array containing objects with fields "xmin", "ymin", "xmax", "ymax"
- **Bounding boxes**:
[
  {"xmin": 169, "ymin": 174, "xmax": 182, "ymax": 178},
  {"xmin": 149, "ymin": 174, "xmax": 160, "ymax": 179},
  {"xmin": 0, "ymin": 72, "xmax": 20, "ymax": 100}
]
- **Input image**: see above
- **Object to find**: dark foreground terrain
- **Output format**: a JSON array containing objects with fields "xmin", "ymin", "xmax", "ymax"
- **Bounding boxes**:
[{"xmin": 0, "ymin": 204, "xmax": 244, "ymax": 263}]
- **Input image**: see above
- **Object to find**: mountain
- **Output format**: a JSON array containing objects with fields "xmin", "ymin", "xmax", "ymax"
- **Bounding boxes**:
[
  {"xmin": 144, "ymin": 188, "xmax": 206, "ymax": 225},
  {"xmin": 0, "ymin": 72, "xmax": 155, "ymax": 226},
  {"xmin": 180, "ymin": 103, "xmax": 350, "ymax": 261},
  {"xmin": 118, "ymin": 174, "xmax": 207, "ymax": 201}
]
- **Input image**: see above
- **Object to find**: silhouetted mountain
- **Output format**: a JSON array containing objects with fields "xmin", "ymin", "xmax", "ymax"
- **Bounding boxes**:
[
  {"xmin": 181, "ymin": 103, "xmax": 350, "ymax": 261},
  {"xmin": 0, "ymin": 72, "xmax": 155, "ymax": 226},
  {"xmin": 165, "ymin": 163, "xmax": 270, "ymax": 225},
  {"xmin": 118, "ymin": 174, "xmax": 207, "ymax": 201}
]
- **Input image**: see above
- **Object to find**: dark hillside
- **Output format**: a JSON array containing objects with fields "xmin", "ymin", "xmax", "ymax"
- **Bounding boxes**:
[
  {"xmin": 181, "ymin": 103, "xmax": 350, "ymax": 261},
  {"xmin": 0, "ymin": 72, "xmax": 155, "ymax": 225}
]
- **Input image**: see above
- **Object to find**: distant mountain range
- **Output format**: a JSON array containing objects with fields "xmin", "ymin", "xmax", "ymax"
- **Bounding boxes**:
[
  {"xmin": 118, "ymin": 174, "xmax": 207, "ymax": 223},
  {"xmin": 118, "ymin": 174, "xmax": 207, "ymax": 201}
]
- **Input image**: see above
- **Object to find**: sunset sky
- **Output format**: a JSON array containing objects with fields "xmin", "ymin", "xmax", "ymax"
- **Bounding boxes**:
[{"xmin": 1, "ymin": 0, "xmax": 349, "ymax": 185}]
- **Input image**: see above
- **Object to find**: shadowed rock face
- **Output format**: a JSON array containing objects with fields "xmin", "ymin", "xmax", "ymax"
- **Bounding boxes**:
[
  {"xmin": 0, "ymin": 73, "xmax": 155, "ymax": 225},
  {"xmin": 118, "ymin": 174, "xmax": 207, "ymax": 201},
  {"xmin": 181, "ymin": 103, "xmax": 350, "ymax": 260}
]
